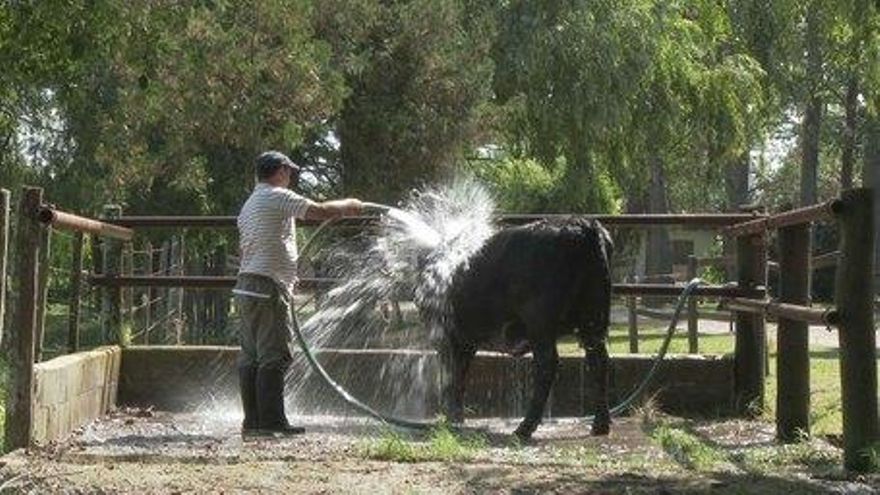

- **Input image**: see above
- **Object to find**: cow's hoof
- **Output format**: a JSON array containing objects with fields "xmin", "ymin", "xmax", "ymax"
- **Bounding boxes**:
[
  {"xmin": 591, "ymin": 422, "xmax": 611, "ymax": 436},
  {"xmin": 513, "ymin": 426, "xmax": 534, "ymax": 442},
  {"xmin": 446, "ymin": 413, "xmax": 464, "ymax": 425}
]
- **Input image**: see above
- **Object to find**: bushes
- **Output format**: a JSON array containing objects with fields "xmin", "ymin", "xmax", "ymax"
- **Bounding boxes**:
[{"xmin": 467, "ymin": 155, "xmax": 556, "ymax": 213}]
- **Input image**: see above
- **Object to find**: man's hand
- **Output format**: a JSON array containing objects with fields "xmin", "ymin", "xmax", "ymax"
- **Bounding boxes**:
[{"xmin": 340, "ymin": 198, "xmax": 364, "ymax": 216}]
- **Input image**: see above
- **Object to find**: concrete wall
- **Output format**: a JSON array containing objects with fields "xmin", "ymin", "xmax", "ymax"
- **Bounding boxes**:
[
  {"xmin": 119, "ymin": 346, "xmax": 734, "ymax": 418},
  {"xmin": 32, "ymin": 346, "xmax": 121, "ymax": 445}
]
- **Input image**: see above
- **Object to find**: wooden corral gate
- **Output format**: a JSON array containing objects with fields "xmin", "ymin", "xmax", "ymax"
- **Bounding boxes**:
[{"xmin": 3, "ymin": 185, "xmax": 877, "ymax": 472}]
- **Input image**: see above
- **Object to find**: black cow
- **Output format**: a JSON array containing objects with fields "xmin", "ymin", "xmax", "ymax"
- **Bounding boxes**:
[{"xmin": 436, "ymin": 217, "xmax": 613, "ymax": 440}]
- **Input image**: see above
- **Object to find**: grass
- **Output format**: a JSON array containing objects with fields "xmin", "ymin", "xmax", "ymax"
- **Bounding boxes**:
[
  {"xmin": 560, "ymin": 322, "xmax": 880, "ymax": 440},
  {"xmin": 736, "ymin": 440, "xmax": 840, "ymax": 475},
  {"xmin": 650, "ymin": 423, "xmax": 725, "ymax": 471},
  {"xmin": 557, "ymin": 323, "xmax": 735, "ymax": 357},
  {"xmin": 358, "ymin": 422, "xmax": 487, "ymax": 463},
  {"xmin": 645, "ymin": 415, "xmax": 844, "ymax": 480},
  {"xmin": 552, "ymin": 445, "xmax": 670, "ymax": 472},
  {"xmin": 763, "ymin": 345, "xmax": 853, "ymax": 436}
]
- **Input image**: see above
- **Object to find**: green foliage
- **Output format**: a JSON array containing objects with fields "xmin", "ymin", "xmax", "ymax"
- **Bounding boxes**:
[
  {"xmin": 553, "ymin": 445, "xmax": 665, "ymax": 471},
  {"xmin": 329, "ymin": 0, "xmax": 495, "ymax": 203},
  {"xmin": 739, "ymin": 441, "xmax": 839, "ymax": 474},
  {"xmin": 555, "ymin": 324, "xmax": 735, "ymax": 357},
  {"xmin": 651, "ymin": 423, "xmax": 725, "ymax": 471},
  {"xmin": 359, "ymin": 422, "xmax": 486, "ymax": 463},
  {"xmin": 360, "ymin": 429, "xmax": 422, "ymax": 462},
  {"xmin": 861, "ymin": 443, "xmax": 880, "ymax": 473},
  {"xmin": 102, "ymin": 0, "xmax": 348, "ymax": 214},
  {"xmin": 466, "ymin": 155, "xmax": 556, "ymax": 213},
  {"xmin": 492, "ymin": 0, "xmax": 658, "ymax": 212},
  {"xmin": 0, "ymin": 0, "xmax": 875, "ymax": 227}
]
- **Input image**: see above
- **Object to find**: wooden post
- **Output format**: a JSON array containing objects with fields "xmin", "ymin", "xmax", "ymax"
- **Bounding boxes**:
[
  {"xmin": 101, "ymin": 205, "xmax": 123, "ymax": 345},
  {"xmin": 627, "ymin": 274, "xmax": 638, "ymax": 353},
  {"xmin": 0, "ymin": 188, "xmax": 10, "ymax": 351},
  {"xmin": 733, "ymin": 232, "xmax": 767, "ymax": 416},
  {"xmin": 184, "ymin": 255, "xmax": 197, "ymax": 343},
  {"xmin": 34, "ymin": 227, "xmax": 51, "ymax": 362},
  {"xmin": 833, "ymin": 188, "xmax": 878, "ymax": 472},
  {"xmin": 122, "ymin": 241, "xmax": 133, "ymax": 343},
  {"xmin": 68, "ymin": 231, "xmax": 84, "ymax": 353},
  {"xmin": 213, "ymin": 244, "xmax": 229, "ymax": 342},
  {"xmin": 170, "ymin": 235, "xmax": 184, "ymax": 344},
  {"xmin": 90, "ymin": 235, "xmax": 102, "ymax": 310},
  {"xmin": 687, "ymin": 255, "xmax": 698, "ymax": 354},
  {"xmin": 157, "ymin": 240, "xmax": 169, "ymax": 344},
  {"xmin": 4, "ymin": 186, "xmax": 43, "ymax": 451},
  {"xmin": 143, "ymin": 241, "xmax": 153, "ymax": 344},
  {"xmin": 776, "ymin": 222, "xmax": 811, "ymax": 442}
]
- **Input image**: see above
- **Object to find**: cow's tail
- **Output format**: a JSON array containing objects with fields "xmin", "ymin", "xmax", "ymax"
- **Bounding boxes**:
[
  {"xmin": 595, "ymin": 221, "xmax": 613, "ymax": 335},
  {"xmin": 572, "ymin": 219, "xmax": 613, "ymax": 342}
]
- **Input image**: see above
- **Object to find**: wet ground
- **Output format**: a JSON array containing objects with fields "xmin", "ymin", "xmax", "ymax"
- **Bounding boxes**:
[{"xmin": 2, "ymin": 409, "xmax": 879, "ymax": 494}]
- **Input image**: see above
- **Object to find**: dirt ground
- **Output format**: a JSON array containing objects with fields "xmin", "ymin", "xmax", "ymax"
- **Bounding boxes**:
[{"xmin": 2, "ymin": 409, "xmax": 879, "ymax": 494}]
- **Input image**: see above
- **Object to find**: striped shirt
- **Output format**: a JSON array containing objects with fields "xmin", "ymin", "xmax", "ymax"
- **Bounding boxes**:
[{"xmin": 237, "ymin": 183, "xmax": 315, "ymax": 291}]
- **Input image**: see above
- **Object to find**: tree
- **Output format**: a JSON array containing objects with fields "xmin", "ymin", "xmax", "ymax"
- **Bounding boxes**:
[
  {"xmin": 314, "ymin": 0, "xmax": 494, "ymax": 203},
  {"xmin": 99, "ymin": 0, "xmax": 348, "ymax": 215},
  {"xmin": 619, "ymin": 0, "xmax": 763, "ymax": 275},
  {"xmin": 491, "ymin": 0, "xmax": 657, "ymax": 213}
]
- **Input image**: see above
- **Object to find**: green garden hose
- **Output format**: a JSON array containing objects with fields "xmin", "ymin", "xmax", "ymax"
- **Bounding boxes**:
[{"xmin": 290, "ymin": 213, "xmax": 704, "ymax": 430}]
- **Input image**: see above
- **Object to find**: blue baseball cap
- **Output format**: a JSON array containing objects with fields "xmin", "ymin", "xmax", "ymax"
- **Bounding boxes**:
[{"xmin": 255, "ymin": 151, "xmax": 300, "ymax": 179}]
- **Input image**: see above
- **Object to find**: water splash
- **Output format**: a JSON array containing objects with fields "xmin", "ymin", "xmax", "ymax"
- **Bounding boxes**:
[{"xmin": 287, "ymin": 177, "xmax": 496, "ymax": 420}]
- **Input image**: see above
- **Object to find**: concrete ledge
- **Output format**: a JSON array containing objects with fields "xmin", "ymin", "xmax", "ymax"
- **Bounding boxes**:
[
  {"xmin": 32, "ymin": 346, "xmax": 121, "ymax": 445},
  {"xmin": 119, "ymin": 346, "xmax": 733, "ymax": 418}
]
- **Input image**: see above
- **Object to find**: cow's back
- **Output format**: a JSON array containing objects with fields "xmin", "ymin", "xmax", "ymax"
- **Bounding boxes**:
[{"xmin": 449, "ymin": 217, "xmax": 612, "ymax": 344}]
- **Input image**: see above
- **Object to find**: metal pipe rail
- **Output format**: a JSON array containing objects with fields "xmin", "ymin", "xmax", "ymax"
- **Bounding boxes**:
[
  {"xmin": 499, "ymin": 213, "xmax": 762, "ymax": 227},
  {"xmin": 613, "ymin": 283, "xmax": 763, "ymax": 298},
  {"xmin": 110, "ymin": 212, "xmax": 764, "ymax": 229},
  {"xmin": 88, "ymin": 275, "xmax": 763, "ymax": 299},
  {"xmin": 38, "ymin": 206, "xmax": 134, "ymax": 241},
  {"xmin": 724, "ymin": 297, "xmax": 839, "ymax": 327},
  {"xmin": 89, "ymin": 275, "xmax": 336, "ymax": 290},
  {"xmin": 110, "ymin": 215, "xmax": 377, "ymax": 228},
  {"xmin": 725, "ymin": 199, "xmax": 840, "ymax": 237},
  {"xmin": 767, "ymin": 250, "xmax": 840, "ymax": 272}
]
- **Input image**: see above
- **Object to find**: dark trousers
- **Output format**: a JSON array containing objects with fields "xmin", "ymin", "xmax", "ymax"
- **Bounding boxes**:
[{"xmin": 234, "ymin": 273, "xmax": 293, "ymax": 370}]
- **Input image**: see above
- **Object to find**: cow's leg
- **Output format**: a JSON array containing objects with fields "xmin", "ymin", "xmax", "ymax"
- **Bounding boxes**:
[
  {"xmin": 439, "ymin": 338, "xmax": 475, "ymax": 424},
  {"xmin": 584, "ymin": 337, "xmax": 611, "ymax": 435},
  {"xmin": 513, "ymin": 342, "xmax": 558, "ymax": 440}
]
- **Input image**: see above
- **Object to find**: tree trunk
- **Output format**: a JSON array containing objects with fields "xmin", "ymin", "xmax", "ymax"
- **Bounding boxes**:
[
  {"xmin": 864, "ymin": 110, "xmax": 880, "ymax": 294},
  {"xmin": 645, "ymin": 155, "xmax": 672, "ymax": 278},
  {"xmin": 801, "ymin": 2, "xmax": 823, "ymax": 207},
  {"xmin": 841, "ymin": 77, "xmax": 858, "ymax": 191},
  {"xmin": 723, "ymin": 154, "xmax": 751, "ymax": 281},
  {"xmin": 725, "ymin": 153, "xmax": 750, "ymax": 210},
  {"xmin": 563, "ymin": 130, "xmax": 604, "ymax": 213}
]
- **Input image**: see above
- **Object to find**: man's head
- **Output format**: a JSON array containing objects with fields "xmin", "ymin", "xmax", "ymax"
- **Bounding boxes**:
[{"xmin": 255, "ymin": 150, "xmax": 300, "ymax": 187}]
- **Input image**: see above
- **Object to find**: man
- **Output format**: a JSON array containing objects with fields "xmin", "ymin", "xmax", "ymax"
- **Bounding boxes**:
[{"xmin": 235, "ymin": 150, "xmax": 363, "ymax": 437}]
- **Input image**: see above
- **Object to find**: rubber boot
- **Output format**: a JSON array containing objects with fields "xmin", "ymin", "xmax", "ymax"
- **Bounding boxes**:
[
  {"xmin": 256, "ymin": 365, "xmax": 305, "ymax": 436},
  {"xmin": 239, "ymin": 366, "xmax": 260, "ymax": 438}
]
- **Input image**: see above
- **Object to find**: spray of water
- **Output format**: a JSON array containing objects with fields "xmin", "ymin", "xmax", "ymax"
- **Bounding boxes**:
[{"xmin": 287, "ymin": 177, "xmax": 496, "ymax": 420}]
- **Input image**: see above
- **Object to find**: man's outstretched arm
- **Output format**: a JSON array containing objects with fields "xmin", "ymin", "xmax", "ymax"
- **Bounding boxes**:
[{"xmin": 303, "ymin": 198, "xmax": 363, "ymax": 220}]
